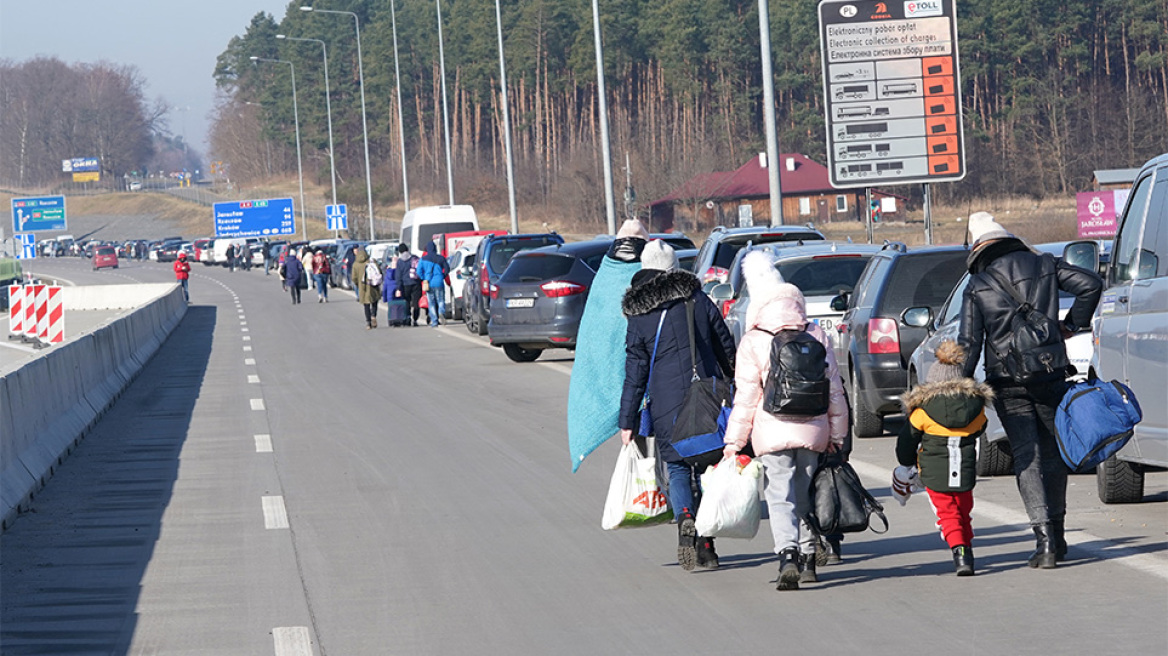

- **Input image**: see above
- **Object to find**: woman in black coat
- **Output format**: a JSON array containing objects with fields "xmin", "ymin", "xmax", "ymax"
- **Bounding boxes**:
[{"xmin": 618, "ymin": 240, "xmax": 735, "ymax": 571}]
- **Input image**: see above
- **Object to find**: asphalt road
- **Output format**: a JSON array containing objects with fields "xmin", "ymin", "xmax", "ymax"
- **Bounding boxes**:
[{"xmin": 2, "ymin": 258, "xmax": 1166, "ymax": 655}]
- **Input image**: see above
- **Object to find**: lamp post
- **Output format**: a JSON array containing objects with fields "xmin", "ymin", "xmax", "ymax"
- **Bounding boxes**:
[
  {"xmin": 436, "ymin": 0, "xmax": 455, "ymax": 205},
  {"xmin": 590, "ymin": 0, "xmax": 616, "ymax": 234},
  {"xmin": 389, "ymin": 0, "xmax": 410, "ymax": 212},
  {"xmin": 300, "ymin": 6, "xmax": 375, "ymax": 240},
  {"xmin": 250, "ymin": 56, "xmax": 307, "ymax": 240},
  {"xmin": 494, "ymin": 0, "xmax": 517, "ymax": 232},
  {"xmin": 277, "ymin": 32, "xmax": 338, "ymax": 234},
  {"xmin": 758, "ymin": 0, "xmax": 784, "ymax": 225}
]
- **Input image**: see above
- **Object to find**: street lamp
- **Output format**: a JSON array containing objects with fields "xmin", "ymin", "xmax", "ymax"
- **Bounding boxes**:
[
  {"xmin": 435, "ymin": 0, "xmax": 455, "ymax": 205},
  {"xmin": 389, "ymin": 0, "xmax": 410, "ymax": 212},
  {"xmin": 590, "ymin": 0, "xmax": 616, "ymax": 234},
  {"xmin": 251, "ymin": 56, "xmax": 308, "ymax": 241},
  {"xmin": 277, "ymin": 33, "xmax": 338, "ymax": 236},
  {"xmin": 494, "ymin": 0, "xmax": 517, "ymax": 232},
  {"xmin": 757, "ymin": 0, "xmax": 784, "ymax": 226},
  {"xmin": 300, "ymin": 5, "xmax": 375, "ymax": 240}
]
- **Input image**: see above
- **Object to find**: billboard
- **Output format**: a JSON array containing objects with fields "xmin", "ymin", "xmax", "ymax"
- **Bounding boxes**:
[
  {"xmin": 213, "ymin": 198, "xmax": 296, "ymax": 237},
  {"xmin": 1076, "ymin": 190, "xmax": 1129, "ymax": 239},
  {"xmin": 61, "ymin": 157, "xmax": 100, "ymax": 173}
]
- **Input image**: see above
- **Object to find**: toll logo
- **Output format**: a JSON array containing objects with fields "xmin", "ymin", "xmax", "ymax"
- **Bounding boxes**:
[{"xmin": 905, "ymin": 0, "xmax": 943, "ymax": 17}]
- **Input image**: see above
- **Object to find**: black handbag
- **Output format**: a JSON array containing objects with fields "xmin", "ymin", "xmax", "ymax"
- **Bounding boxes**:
[
  {"xmin": 804, "ymin": 454, "xmax": 888, "ymax": 535},
  {"xmin": 670, "ymin": 299, "xmax": 743, "ymax": 470}
]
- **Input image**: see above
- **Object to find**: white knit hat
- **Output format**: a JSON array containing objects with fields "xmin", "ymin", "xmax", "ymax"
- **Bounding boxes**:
[
  {"xmin": 640, "ymin": 239, "xmax": 678, "ymax": 272},
  {"xmin": 967, "ymin": 211, "xmax": 1013, "ymax": 246},
  {"xmin": 615, "ymin": 219, "xmax": 650, "ymax": 241}
]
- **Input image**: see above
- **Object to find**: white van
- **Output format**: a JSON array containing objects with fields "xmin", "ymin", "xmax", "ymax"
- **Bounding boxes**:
[{"xmin": 399, "ymin": 205, "xmax": 478, "ymax": 255}]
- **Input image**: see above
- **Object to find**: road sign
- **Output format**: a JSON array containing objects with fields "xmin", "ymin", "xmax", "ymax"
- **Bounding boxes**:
[
  {"xmin": 213, "ymin": 198, "xmax": 296, "ymax": 238},
  {"xmin": 16, "ymin": 234, "xmax": 36, "ymax": 260},
  {"xmin": 326, "ymin": 204, "xmax": 348, "ymax": 231},
  {"xmin": 818, "ymin": 0, "xmax": 965, "ymax": 188},
  {"xmin": 72, "ymin": 171, "xmax": 100, "ymax": 183},
  {"xmin": 12, "ymin": 196, "xmax": 67, "ymax": 233}
]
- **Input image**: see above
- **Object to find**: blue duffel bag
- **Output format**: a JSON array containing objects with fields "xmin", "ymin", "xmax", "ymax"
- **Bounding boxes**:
[{"xmin": 1055, "ymin": 378, "xmax": 1142, "ymax": 473}]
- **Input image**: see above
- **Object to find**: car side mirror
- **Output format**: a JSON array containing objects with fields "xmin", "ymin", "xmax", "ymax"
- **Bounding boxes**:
[
  {"xmin": 830, "ymin": 292, "xmax": 850, "ymax": 312},
  {"xmin": 901, "ymin": 306, "xmax": 934, "ymax": 329},
  {"xmin": 709, "ymin": 283, "xmax": 733, "ymax": 302},
  {"xmin": 702, "ymin": 280, "xmax": 720, "ymax": 295},
  {"xmin": 1063, "ymin": 241, "xmax": 1099, "ymax": 272}
]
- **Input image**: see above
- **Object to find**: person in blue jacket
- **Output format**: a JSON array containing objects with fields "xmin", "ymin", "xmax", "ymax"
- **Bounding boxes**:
[
  {"xmin": 416, "ymin": 241, "xmax": 450, "ymax": 327},
  {"xmin": 618, "ymin": 240, "xmax": 736, "ymax": 571}
]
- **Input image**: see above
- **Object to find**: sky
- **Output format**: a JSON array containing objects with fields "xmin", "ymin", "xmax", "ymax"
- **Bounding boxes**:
[{"xmin": 0, "ymin": 0, "xmax": 294, "ymax": 154}]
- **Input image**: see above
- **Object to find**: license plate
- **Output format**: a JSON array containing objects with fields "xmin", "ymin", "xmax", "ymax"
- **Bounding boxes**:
[
  {"xmin": 812, "ymin": 318, "xmax": 834, "ymax": 330},
  {"xmin": 506, "ymin": 298, "xmax": 535, "ymax": 308}
]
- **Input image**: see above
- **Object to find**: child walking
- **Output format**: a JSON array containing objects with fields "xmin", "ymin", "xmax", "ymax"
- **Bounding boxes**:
[{"xmin": 895, "ymin": 340, "xmax": 993, "ymax": 576}]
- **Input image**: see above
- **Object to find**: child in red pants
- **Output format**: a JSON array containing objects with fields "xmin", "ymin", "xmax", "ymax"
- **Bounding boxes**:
[{"xmin": 896, "ymin": 341, "xmax": 993, "ymax": 576}]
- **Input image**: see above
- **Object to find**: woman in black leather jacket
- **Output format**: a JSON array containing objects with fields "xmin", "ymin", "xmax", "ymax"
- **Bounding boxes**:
[{"xmin": 958, "ymin": 212, "xmax": 1102, "ymax": 569}]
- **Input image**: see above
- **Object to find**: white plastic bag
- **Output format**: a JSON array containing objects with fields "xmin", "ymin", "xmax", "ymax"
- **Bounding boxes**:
[
  {"xmin": 694, "ymin": 456, "xmax": 762, "ymax": 539},
  {"xmin": 601, "ymin": 440, "xmax": 673, "ymax": 530}
]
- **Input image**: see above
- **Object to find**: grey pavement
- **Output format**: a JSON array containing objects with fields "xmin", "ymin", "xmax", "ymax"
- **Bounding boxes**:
[{"xmin": 1, "ymin": 258, "xmax": 1166, "ymax": 655}]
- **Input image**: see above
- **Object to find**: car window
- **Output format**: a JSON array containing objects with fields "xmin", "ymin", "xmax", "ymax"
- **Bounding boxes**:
[
  {"xmin": 1141, "ymin": 174, "xmax": 1167, "ymax": 278},
  {"xmin": 416, "ymin": 222, "xmax": 475, "ymax": 250},
  {"xmin": 775, "ymin": 256, "xmax": 871, "ymax": 297},
  {"xmin": 940, "ymin": 274, "xmax": 971, "ymax": 324},
  {"xmin": 880, "ymin": 252, "xmax": 969, "ymax": 313},
  {"xmin": 499, "ymin": 254, "xmax": 575, "ymax": 282},
  {"xmin": 854, "ymin": 257, "xmax": 890, "ymax": 308},
  {"xmin": 488, "ymin": 238, "xmax": 561, "ymax": 273},
  {"xmin": 712, "ymin": 233, "xmax": 824, "ymax": 270},
  {"xmin": 97, "ymin": 247, "xmax": 115, "ymax": 256},
  {"xmin": 582, "ymin": 252, "xmax": 605, "ymax": 272},
  {"xmin": 1111, "ymin": 171, "xmax": 1154, "ymax": 284}
]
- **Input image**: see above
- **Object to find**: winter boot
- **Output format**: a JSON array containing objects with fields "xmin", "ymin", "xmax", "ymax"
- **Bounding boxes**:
[
  {"xmin": 823, "ymin": 535, "xmax": 843, "ymax": 565},
  {"xmin": 1051, "ymin": 519, "xmax": 1067, "ymax": 562},
  {"xmin": 776, "ymin": 548, "xmax": 801, "ymax": 591},
  {"xmin": 799, "ymin": 552, "xmax": 818, "ymax": 583},
  {"xmin": 952, "ymin": 545, "xmax": 975, "ymax": 576},
  {"xmin": 1027, "ymin": 524, "xmax": 1058, "ymax": 569},
  {"xmin": 371, "ymin": 316, "xmax": 378, "ymax": 328},
  {"xmin": 697, "ymin": 537, "xmax": 719, "ymax": 570},
  {"xmin": 677, "ymin": 510, "xmax": 697, "ymax": 572}
]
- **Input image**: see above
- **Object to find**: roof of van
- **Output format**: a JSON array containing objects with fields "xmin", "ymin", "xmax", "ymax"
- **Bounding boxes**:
[{"xmin": 400, "ymin": 205, "xmax": 478, "ymax": 223}]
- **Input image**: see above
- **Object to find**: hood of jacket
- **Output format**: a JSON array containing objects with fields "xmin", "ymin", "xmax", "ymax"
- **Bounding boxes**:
[
  {"xmin": 900, "ymin": 378, "xmax": 993, "ymax": 428},
  {"xmin": 739, "ymin": 250, "xmax": 808, "ymax": 332},
  {"xmin": 354, "ymin": 248, "xmax": 369, "ymax": 265},
  {"xmin": 422, "ymin": 241, "xmax": 443, "ymax": 263},
  {"xmin": 621, "ymin": 270, "xmax": 700, "ymax": 316},
  {"xmin": 967, "ymin": 236, "xmax": 1029, "ymax": 274}
]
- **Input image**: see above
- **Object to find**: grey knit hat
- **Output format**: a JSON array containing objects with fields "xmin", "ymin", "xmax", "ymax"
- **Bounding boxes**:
[
  {"xmin": 640, "ymin": 239, "xmax": 679, "ymax": 272},
  {"xmin": 926, "ymin": 340, "xmax": 966, "ymax": 384}
]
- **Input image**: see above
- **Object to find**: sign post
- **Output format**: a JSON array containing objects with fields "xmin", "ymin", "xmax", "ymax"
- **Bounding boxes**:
[
  {"xmin": 326, "ymin": 204, "xmax": 348, "ymax": 233},
  {"xmin": 213, "ymin": 198, "xmax": 296, "ymax": 238},
  {"xmin": 12, "ymin": 196, "xmax": 67, "ymax": 233},
  {"xmin": 818, "ymin": 0, "xmax": 965, "ymax": 188}
]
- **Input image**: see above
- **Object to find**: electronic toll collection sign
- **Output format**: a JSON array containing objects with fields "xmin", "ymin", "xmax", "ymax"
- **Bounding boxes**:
[{"xmin": 818, "ymin": 0, "xmax": 965, "ymax": 188}]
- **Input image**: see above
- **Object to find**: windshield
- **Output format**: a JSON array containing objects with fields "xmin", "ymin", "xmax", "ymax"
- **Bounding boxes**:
[
  {"xmin": 499, "ymin": 254, "xmax": 575, "ymax": 282},
  {"xmin": 488, "ymin": 237, "xmax": 563, "ymax": 274},
  {"xmin": 775, "ymin": 256, "xmax": 872, "ymax": 297},
  {"xmin": 417, "ymin": 222, "xmax": 475, "ymax": 250}
]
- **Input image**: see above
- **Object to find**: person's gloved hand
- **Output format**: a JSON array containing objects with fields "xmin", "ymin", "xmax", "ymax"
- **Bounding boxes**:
[{"xmin": 891, "ymin": 465, "xmax": 920, "ymax": 506}]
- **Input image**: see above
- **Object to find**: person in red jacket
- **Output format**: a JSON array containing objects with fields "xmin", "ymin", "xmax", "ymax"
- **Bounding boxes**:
[{"xmin": 174, "ymin": 252, "xmax": 191, "ymax": 302}]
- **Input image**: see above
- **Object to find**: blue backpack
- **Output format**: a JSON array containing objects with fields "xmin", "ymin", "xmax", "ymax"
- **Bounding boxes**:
[{"xmin": 1055, "ymin": 379, "xmax": 1142, "ymax": 473}]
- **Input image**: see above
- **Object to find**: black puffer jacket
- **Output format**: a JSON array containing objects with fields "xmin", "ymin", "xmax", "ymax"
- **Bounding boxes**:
[
  {"xmin": 957, "ymin": 238, "xmax": 1102, "ymax": 382},
  {"xmin": 618, "ymin": 270, "xmax": 736, "ymax": 462}
]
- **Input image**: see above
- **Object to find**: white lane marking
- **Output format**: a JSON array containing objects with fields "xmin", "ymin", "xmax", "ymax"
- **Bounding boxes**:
[
  {"xmin": 245, "ymin": 358, "xmax": 256, "ymax": 365},
  {"xmin": 243, "ymin": 336, "xmax": 252, "ymax": 341},
  {"xmin": 254, "ymin": 434, "xmax": 273, "ymax": 453},
  {"xmin": 248, "ymin": 374, "xmax": 261, "ymax": 384},
  {"xmin": 241, "ymin": 321, "xmax": 248, "ymax": 326},
  {"xmin": 262, "ymin": 496, "xmax": 289, "ymax": 529},
  {"xmin": 243, "ymin": 345, "xmax": 253, "ymax": 352},
  {"xmin": 250, "ymin": 398, "xmax": 265, "ymax": 411},
  {"xmin": 434, "ymin": 326, "xmax": 574, "ymax": 375},
  {"xmin": 273, "ymin": 626, "xmax": 313, "ymax": 656},
  {"xmin": 242, "ymin": 327, "xmax": 250, "ymax": 332}
]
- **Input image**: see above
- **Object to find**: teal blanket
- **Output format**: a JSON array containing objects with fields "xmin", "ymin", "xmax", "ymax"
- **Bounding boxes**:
[{"xmin": 568, "ymin": 256, "xmax": 641, "ymax": 471}]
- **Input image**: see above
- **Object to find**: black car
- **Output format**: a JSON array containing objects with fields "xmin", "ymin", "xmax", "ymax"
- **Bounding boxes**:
[
  {"xmin": 330, "ymin": 242, "xmax": 364, "ymax": 289},
  {"xmin": 488, "ymin": 240, "xmax": 611, "ymax": 362},
  {"xmin": 833, "ymin": 243, "xmax": 970, "ymax": 438},
  {"xmin": 464, "ymin": 233, "xmax": 565, "ymax": 335}
]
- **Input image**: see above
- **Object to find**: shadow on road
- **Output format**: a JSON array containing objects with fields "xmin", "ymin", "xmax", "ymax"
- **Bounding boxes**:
[{"xmin": 0, "ymin": 306, "xmax": 215, "ymax": 655}]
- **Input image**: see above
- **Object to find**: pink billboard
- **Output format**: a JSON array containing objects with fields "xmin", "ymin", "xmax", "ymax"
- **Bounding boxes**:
[{"xmin": 1077, "ymin": 191, "xmax": 1121, "ymax": 238}]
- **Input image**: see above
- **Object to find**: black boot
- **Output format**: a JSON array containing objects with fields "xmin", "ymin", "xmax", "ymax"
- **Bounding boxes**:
[
  {"xmin": 1028, "ymin": 524, "xmax": 1058, "ymax": 569},
  {"xmin": 677, "ymin": 510, "xmax": 697, "ymax": 572},
  {"xmin": 697, "ymin": 537, "xmax": 719, "ymax": 570},
  {"xmin": 776, "ymin": 548, "xmax": 800, "ymax": 591},
  {"xmin": 1051, "ymin": 519, "xmax": 1067, "ymax": 562},
  {"xmin": 799, "ymin": 552, "xmax": 818, "ymax": 583},
  {"xmin": 823, "ymin": 535, "xmax": 842, "ymax": 565},
  {"xmin": 952, "ymin": 545, "xmax": 975, "ymax": 576}
]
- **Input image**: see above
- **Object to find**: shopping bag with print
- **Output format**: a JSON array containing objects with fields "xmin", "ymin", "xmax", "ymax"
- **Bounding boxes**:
[{"xmin": 601, "ymin": 439, "xmax": 673, "ymax": 530}]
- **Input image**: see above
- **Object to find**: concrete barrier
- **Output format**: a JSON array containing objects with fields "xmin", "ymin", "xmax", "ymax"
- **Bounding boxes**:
[{"xmin": 0, "ymin": 283, "xmax": 187, "ymax": 531}]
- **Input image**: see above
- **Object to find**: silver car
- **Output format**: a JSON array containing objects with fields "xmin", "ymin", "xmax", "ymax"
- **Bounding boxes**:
[
  {"xmin": 1091, "ymin": 152, "xmax": 1168, "ymax": 503},
  {"xmin": 714, "ymin": 242, "xmax": 883, "ymax": 347}
]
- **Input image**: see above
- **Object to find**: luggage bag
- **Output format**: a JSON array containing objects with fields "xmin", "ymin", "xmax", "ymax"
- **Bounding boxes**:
[{"xmin": 386, "ymin": 299, "xmax": 409, "ymax": 327}]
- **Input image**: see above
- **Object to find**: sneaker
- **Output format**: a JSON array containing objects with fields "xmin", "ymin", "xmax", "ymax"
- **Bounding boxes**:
[
  {"xmin": 823, "ymin": 536, "xmax": 842, "ymax": 565},
  {"xmin": 952, "ymin": 545, "xmax": 975, "ymax": 576},
  {"xmin": 777, "ymin": 548, "xmax": 800, "ymax": 591},
  {"xmin": 677, "ymin": 510, "xmax": 697, "ymax": 572},
  {"xmin": 696, "ymin": 537, "xmax": 719, "ymax": 570},
  {"xmin": 799, "ymin": 552, "xmax": 818, "ymax": 583}
]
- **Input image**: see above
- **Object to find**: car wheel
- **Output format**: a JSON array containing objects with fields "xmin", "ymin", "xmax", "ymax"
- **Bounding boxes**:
[
  {"xmin": 976, "ymin": 435, "xmax": 1014, "ymax": 477},
  {"xmin": 475, "ymin": 308, "xmax": 489, "ymax": 336},
  {"xmin": 452, "ymin": 299, "xmax": 463, "ymax": 321},
  {"xmin": 1097, "ymin": 454, "xmax": 1144, "ymax": 503},
  {"xmin": 503, "ymin": 343, "xmax": 542, "ymax": 362},
  {"xmin": 851, "ymin": 373, "xmax": 883, "ymax": 438}
]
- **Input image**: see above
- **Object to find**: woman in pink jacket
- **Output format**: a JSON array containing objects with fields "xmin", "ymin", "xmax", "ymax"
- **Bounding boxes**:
[{"xmin": 722, "ymin": 250, "xmax": 849, "ymax": 591}]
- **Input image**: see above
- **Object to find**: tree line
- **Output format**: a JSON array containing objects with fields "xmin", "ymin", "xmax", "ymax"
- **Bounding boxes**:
[{"xmin": 205, "ymin": 0, "xmax": 1166, "ymax": 227}]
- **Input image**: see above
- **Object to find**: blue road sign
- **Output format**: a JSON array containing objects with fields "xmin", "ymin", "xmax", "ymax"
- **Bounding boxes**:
[
  {"xmin": 16, "ymin": 233, "xmax": 36, "ymax": 260},
  {"xmin": 213, "ymin": 198, "xmax": 296, "ymax": 237},
  {"xmin": 12, "ymin": 196, "xmax": 67, "ymax": 233},
  {"xmin": 326, "ymin": 204, "xmax": 348, "ymax": 231}
]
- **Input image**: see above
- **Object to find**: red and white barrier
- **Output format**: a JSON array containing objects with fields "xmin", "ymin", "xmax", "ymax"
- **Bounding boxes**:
[
  {"xmin": 43, "ymin": 287, "xmax": 64, "ymax": 344},
  {"xmin": 24, "ymin": 284, "xmax": 41, "ymax": 339},
  {"xmin": 8, "ymin": 285, "xmax": 23, "ymax": 336},
  {"xmin": 34, "ymin": 285, "xmax": 49, "ymax": 342}
]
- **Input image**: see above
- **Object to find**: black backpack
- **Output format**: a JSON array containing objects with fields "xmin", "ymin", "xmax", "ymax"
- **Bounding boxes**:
[
  {"xmin": 982, "ymin": 259, "xmax": 1069, "ymax": 384},
  {"xmin": 760, "ymin": 328, "xmax": 830, "ymax": 416}
]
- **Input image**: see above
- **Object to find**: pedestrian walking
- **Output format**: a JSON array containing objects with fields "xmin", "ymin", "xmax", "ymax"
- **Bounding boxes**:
[
  {"xmin": 226, "ymin": 243, "xmax": 237, "ymax": 272},
  {"xmin": 895, "ymin": 340, "xmax": 993, "ymax": 576},
  {"xmin": 173, "ymin": 252, "xmax": 191, "ymax": 303},
  {"xmin": 618, "ymin": 240, "xmax": 736, "ymax": 572},
  {"xmin": 283, "ymin": 248, "xmax": 305, "ymax": 305},
  {"xmin": 299, "ymin": 246, "xmax": 314, "ymax": 284},
  {"xmin": 957, "ymin": 212, "xmax": 1102, "ymax": 568},
  {"xmin": 352, "ymin": 247, "xmax": 382, "ymax": 329},
  {"xmin": 393, "ymin": 243, "xmax": 423, "ymax": 326},
  {"xmin": 417, "ymin": 241, "xmax": 449, "ymax": 326},
  {"xmin": 312, "ymin": 248, "xmax": 331, "ymax": 302},
  {"xmin": 263, "ymin": 241, "xmax": 272, "ymax": 275},
  {"xmin": 722, "ymin": 250, "xmax": 848, "ymax": 590}
]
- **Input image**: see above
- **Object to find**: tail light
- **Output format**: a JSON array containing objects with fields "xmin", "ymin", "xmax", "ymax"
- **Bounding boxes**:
[
  {"xmin": 540, "ymin": 280, "xmax": 586, "ymax": 298},
  {"xmin": 868, "ymin": 318, "xmax": 900, "ymax": 354},
  {"xmin": 702, "ymin": 266, "xmax": 729, "ymax": 283},
  {"xmin": 489, "ymin": 284, "xmax": 499, "ymax": 300},
  {"xmin": 480, "ymin": 261, "xmax": 490, "ymax": 295},
  {"xmin": 720, "ymin": 299, "xmax": 735, "ymax": 317}
]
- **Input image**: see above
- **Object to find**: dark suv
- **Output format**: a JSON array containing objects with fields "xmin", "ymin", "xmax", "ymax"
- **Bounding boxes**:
[
  {"xmin": 463, "ymin": 233, "xmax": 564, "ymax": 335},
  {"xmin": 692, "ymin": 225, "xmax": 825, "ymax": 285},
  {"xmin": 834, "ymin": 243, "xmax": 970, "ymax": 437}
]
